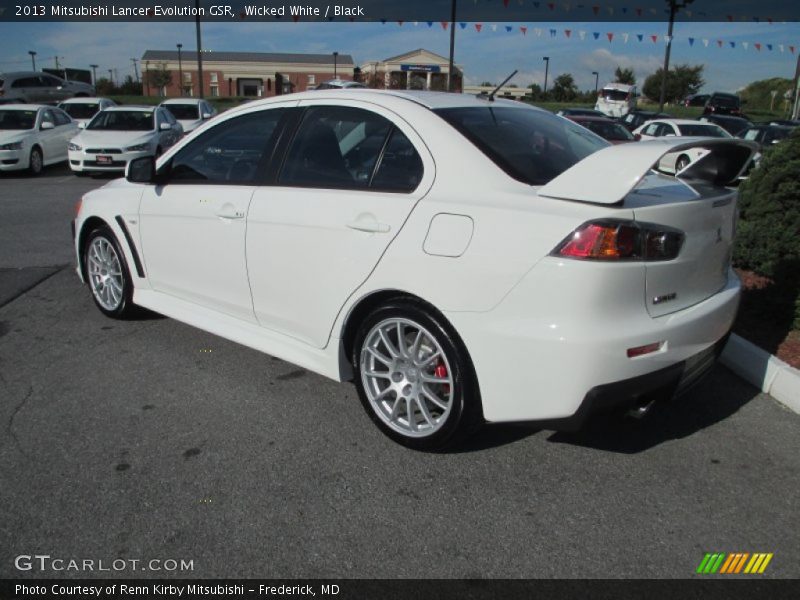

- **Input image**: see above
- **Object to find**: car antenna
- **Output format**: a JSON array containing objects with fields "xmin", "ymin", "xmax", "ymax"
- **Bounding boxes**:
[{"xmin": 478, "ymin": 70, "xmax": 518, "ymax": 102}]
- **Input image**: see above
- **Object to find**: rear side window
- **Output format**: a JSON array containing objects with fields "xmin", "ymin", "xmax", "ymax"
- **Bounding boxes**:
[
  {"xmin": 371, "ymin": 128, "xmax": 424, "ymax": 192},
  {"xmin": 435, "ymin": 106, "xmax": 607, "ymax": 186},
  {"xmin": 676, "ymin": 124, "xmax": 729, "ymax": 138},
  {"xmin": 279, "ymin": 106, "xmax": 393, "ymax": 189},
  {"xmin": 168, "ymin": 109, "xmax": 286, "ymax": 184}
]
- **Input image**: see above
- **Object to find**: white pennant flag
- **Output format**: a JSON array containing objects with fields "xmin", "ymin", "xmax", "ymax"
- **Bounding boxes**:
[
  {"xmin": 779, "ymin": 44, "xmax": 785, "ymax": 52},
  {"xmin": 491, "ymin": 24, "xmax": 498, "ymax": 32},
  {"xmin": 664, "ymin": 34, "xmax": 672, "ymax": 43},
  {"xmin": 534, "ymin": 28, "xmax": 542, "ymax": 37},
  {"xmin": 743, "ymin": 42, "xmax": 749, "ymax": 50},
  {"xmin": 702, "ymin": 39, "xmax": 709, "ymax": 47},
  {"xmin": 622, "ymin": 33, "xmax": 629, "ymax": 43},
  {"xmin": 579, "ymin": 30, "xmax": 586, "ymax": 40}
]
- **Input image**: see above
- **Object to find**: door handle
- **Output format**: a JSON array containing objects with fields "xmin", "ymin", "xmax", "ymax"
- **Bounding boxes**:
[
  {"xmin": 346, "ymin": 215, "xmax": 391, "ymax": 233},
  {"xmin": 215, "ymin": 204, "xmax": 244, "ymax": 219}
]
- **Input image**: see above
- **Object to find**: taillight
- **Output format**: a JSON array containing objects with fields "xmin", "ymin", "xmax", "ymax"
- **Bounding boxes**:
[{"xmin": 552, "ymin": 220, "xmax": 684, "ymax": 261}]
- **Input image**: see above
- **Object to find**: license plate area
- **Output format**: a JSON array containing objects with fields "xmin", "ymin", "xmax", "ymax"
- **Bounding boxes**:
[{"xmin": 96, "ymin": 155, "xmax": 112, "ymax": 165}]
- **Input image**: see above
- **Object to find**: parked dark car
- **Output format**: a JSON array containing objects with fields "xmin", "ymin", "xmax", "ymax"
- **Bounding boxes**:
[
  {"xmin": 697, "ymin": 114, "xmax": 753, "ymax": 136},
  {"xmin": 567, "ymin": 115, "xmax": 637, "ymax": 144},
  {"xmin": 769, "ymin": 119, "xmax": 800, "ymax": 127},
  {"xmin": 703, "ymin": 92, "xmax": 743, "ymax": 116},
  {"xmin": 556, "ymin": 107, "xmax": 607, "ymax": 118},
  {"xmin": 684, "ymin": 93, "xmax": 710, "ymax": 107},
  {"xmin": 0, "ymin": 71, "xmax": 95, "ymax": 104},
  {"xmin": 737, "ymin": 124, "xmax": 795, "ymax": 150},
  {"xmin": 619, "ymin": 110, "xmax": 672, "ymax": 132}
]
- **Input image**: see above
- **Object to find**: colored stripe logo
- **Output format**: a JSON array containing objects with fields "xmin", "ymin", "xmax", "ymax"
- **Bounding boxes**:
[{"xmin": 696, "ymin": 552, "xmax": 773, "ymax": 574}]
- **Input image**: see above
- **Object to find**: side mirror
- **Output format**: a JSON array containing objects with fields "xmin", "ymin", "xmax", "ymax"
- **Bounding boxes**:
[
  {"xmin": 159, "ymin": 122, "xmax": 171, "ymax": 131},
  {"xmin": 78, "ymin": 122, "xmax": 86, "ymax": 129},
  {"xmin": 202, "ymin": 113, "xmax": 212, "ymax": 120},
  {"xmin": 126, "ymin": 156, "xmax": 156, "ymax": 184},
  {"xmin": 40, "ymin": 121, "xmax": 54, "ymax": 130}
]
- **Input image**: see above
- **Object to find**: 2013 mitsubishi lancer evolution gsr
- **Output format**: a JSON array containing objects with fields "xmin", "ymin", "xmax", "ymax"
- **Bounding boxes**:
[{"xmin": 72, "ymin": 90, "xmax": 756, "ymax": 450}]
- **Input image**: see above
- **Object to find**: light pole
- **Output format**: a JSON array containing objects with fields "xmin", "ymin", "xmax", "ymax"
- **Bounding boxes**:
[
  {"xmin": 592, "ymin": 71, "xmax": 599, "ymax": 94},
  {"xmin": 543, "ymin": 57, "xmax": 550, "ymax": 94},
  {"xmin": 333, "ymin": 51, "xmax": 338, "ymax": 79},
  {"xmin": 659, "ymin": 0, "xmax": 695, "ymax": 112},
  {"xmin": 447, "ymin": 0, "xmax": 457, "ymax": 92},
  {"xmin": 177, "ymin": 43, "xmax": 183, "ymax": 96},
  {"xmin": 131, "ymin": 58, "xmax": 140, "ymax": 83},
  {"xmin": 144, "ymin": 61, "xmax": 150, "ymax": 96},
  {"xmin": 195, "ymin": 0, "xmax": 204, "ymax": 98},
  {"xmin": 108, "ymin": 69, "xmax": 114, "ymax": 86},
  {"xmin": 28, "ymin": 50, "xmax": 37, "ymax": 71},
  {"xmin": 89, "ymin": 64, "xmax": 98, "ymax": 85}
]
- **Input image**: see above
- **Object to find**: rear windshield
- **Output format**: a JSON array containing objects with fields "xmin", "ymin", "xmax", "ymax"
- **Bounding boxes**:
[
  {"xmin": 583, "ymin": 121, "xmax": 635, "ymax": 141},
  {"xmin": 710, "ymin": 95, "xmax": 739, "ymax": 107},
  {"xmin": 677, "ymin": 124, "xmax": 730, "ymax": 138},
  {"xmin": 59, "ymin": 103, "xmax": 100, "ymax": 119},
  {"xmin": 163, "ymin": 104, "xmax": 200, "ymax": 120},
  {"xmin": 88, "ymin": 111, "xmax": 153, "ymax": 131},
  {"xmin": 600, "ymin": 89, "xmax": 630, "ymax": 102},
  {"xmin": 435, "ymin": 106, "xmax": 608, "ymax": 185},
  {"xmin": 0, "ymin": 109, "xmax": 36, "ymax": 129}
]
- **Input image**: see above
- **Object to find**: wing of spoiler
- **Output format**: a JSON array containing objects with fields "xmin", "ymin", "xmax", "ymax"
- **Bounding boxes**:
[{"xmin": 537, "ymin": 138, "xmax": 758, "ymax": 205}]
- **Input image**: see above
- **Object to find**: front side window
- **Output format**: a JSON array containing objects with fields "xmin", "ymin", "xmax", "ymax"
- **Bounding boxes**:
[
  {"xmin": 88, "ymin": 111, "xmax": 154, "ymax": 131},
  {"xmin": 279, "ymin": 106, "xmax": 393, "ymax": 189},
  {"xmin": 168, "ymin": 109, "xmax": 286, "ymax": 184},
  {"xmin": 677, "ymin": 124, "xmax": 730, "ymax": 138},
  {"xmin": 435, "ymin": 106, "xmax": 608, "ymax": 186},
  {"xmin": 41, "ymin": 109, "xmax": 55, "ymax": 125}
]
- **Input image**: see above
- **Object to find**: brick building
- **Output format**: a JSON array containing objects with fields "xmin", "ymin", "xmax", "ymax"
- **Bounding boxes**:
[
  {"xmin": 140, "ymin": 50, "xmax": 356, "ymax": 98},
  {"xmin": 360, "ymin": 49, "xmax": 463, "ymax": 92}
]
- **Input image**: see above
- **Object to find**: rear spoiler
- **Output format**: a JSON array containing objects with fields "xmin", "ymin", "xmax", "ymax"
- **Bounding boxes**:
[{"xmin": 538, "ymin": 138, "xmax": 758, "ymax": 205}]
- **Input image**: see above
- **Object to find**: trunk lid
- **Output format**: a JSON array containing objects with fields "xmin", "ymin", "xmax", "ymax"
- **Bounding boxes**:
[{"xmin": 626, "ymin": 175, "xmax": 737, "ymax": 317}]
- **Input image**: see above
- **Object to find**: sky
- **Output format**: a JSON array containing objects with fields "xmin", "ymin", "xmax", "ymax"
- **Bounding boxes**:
[{"xmin": 0, "ymin": 20, "xmax": 797, "ymax": 94}]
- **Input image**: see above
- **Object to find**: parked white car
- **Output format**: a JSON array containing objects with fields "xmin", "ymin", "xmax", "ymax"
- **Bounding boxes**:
[
  {"xmin": 159, "ymin": 98, "xmax": 217, "ymax": 134},
  {"xmin": 595, "ymin": 83, "xmax": 637, "ymax": 118},
  {"xmin": 633, "ymin": 119, "xmax": 732, "ymax": 173},
  {"xmin": 57, "ymin": 97, "xmax": 117, "ymax": 127},
  {"xmin": 0, "ymin": 104, "xmax": 78, "ymax": 174},
  {"xmin": 68, "ymin": 105, "xmax": 183, "ymax": 174},
  {"xmin": 73, "ymin": 91, "xmax": 755, "ymax": 449}
]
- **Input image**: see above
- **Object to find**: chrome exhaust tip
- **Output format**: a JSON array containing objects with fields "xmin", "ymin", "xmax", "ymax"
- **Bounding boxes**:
[{"xmin": 626, "ymin": 399, "xmax": 656, "ymax": 419}]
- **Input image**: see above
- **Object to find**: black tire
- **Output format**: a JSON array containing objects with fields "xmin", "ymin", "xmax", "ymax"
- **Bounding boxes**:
[
  {"xmin": 83, "ymin": 225, "xmax": 137, "ymax": 319},
  {"xmin": 352, "ymin": 299, "xmax": 482, "ymax": 451},
  {"xmin": 155, "ymin": 146, "xmax": 163, "ymax": 158},
  {"xmin": 675, "ymin": 155, "xmax": 690, "ymax": 172},
  {"xmin": 28, "ymin": 147, "xmax": 43, "ymax": 176}
]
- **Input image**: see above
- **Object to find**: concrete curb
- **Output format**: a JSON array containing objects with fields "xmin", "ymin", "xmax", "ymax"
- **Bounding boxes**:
[{"xmin": 721, "ymin": 333, "xmax": 800, "ymax": 414}]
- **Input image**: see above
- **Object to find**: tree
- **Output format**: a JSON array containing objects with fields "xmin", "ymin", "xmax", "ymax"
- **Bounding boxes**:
[
  {"xmin": 642, "ymin": 64, "xmax": 704, "ymax": 104},
  {"xmin": 480, "ymin": 81, "xmax": 494, "ymax": 87},
  {"xmin": 527, "ymin": 82, "xmax": 544, "ymax": 101},
  {"xmin": 551, "ymin": 73, "xmax": 578, "ymax": 102},
  {"xmin": 145, "ymin": 63, "xmax": 172, "ymax": 96},
  {"xmin": 739, "ymin": 77, "xmax": 793, "ymax": 111},
  {"xmin": 118, "ymin": 75, "xmax": 142, "ymax": 96},
  {"xmin": 614, "ymin": 66, "xmax": 636, "ymax": 85},
  {"xmin": 94, "ymin": 77, "xmax": 116, "ymax": 96}
]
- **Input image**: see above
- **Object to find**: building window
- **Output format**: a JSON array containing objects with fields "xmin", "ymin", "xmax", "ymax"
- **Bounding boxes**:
[
  {"xmin": 183, "ymin": 72, "xmax": 192, "ymax": 82},
  {"xmin": 210, "ymin": 85, "xmax": 219, "ymax": 97},
  {"xmin": 183, "ymin": 85, "xmax": 193, "ymax": 97},
  {"xmin": 307, "ymin": 74, "xmax": 315, "ymax": 85},
  {"xmin": 210, "ymin": 73, "xmax": 219, "ymax": 84}
]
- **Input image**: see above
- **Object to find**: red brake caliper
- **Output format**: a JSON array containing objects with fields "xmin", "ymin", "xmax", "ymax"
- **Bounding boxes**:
[{"xmin": 434, "ymin": 360, "xmax": 450, "ymax": 395}]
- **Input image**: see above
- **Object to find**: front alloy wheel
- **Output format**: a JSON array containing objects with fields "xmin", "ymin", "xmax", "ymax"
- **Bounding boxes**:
[
  {"xmin": 353, "ymin": 300, "xmax": 481, "ymax": 450},
  {"xmin": 84, "ymin": 226, "xmax": 136, "ymax": 318}
]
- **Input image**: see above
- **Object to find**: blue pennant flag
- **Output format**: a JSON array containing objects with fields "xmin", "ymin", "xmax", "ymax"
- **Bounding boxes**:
[
  {"xmin": 505, "ymin": 25, "xmax": 513, "ymax": 32},
  {"xmin": 593, "ymin": 32, "xmax": 600, "ymax": 40},
  {"xmin": 637, "ymin": 34, "xmax": 643, "ymax": 42},
  {"xmin": 688, "ymin": 37, "xmax": 695, "ymax": 46}
]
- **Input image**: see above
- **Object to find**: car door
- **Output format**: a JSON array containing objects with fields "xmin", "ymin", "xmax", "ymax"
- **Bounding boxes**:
[
  {"xmin": 138, "ymin": 106, "xmax": 292, "ymax": 323},
  {"xmin": 41, "ymin": 75, "xmax": 68, "ymax": 102},
  {"xmin": 37, "ymin": 109, "xmax": 63, "ymax": 161},
  {"xmin": 246, "ymin": 100, "xmax": 434, "ymax": 348},
  {"xmin": 11, "ymin": 77, "xmax": 40, "ymax": 102},
  {"xmin": 50, "ymin": 108, "xmax": 76, "ymax": 162}
]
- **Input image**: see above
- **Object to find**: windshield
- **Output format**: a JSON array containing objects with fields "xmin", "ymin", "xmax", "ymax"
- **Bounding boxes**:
[
  {"xmin": 87, "ymin": 111, "xmax": 154, "ymax": 131},
  {"xmin": 677, "ymin": 124, "xmax": 730, "ymax": 138},
  {"xmin": 59, "ymin": 103, "xmax": 100, "ymax": 119},
  {"xmin": 164, "ymin": 104, "xmax": 200, "ymax": 120},
  {"xmin": 0, "ymin": 109, "xmax": 36, "ymax": 130},
  {"xmin": 435, "ymin": 106, "xmax": 608, "ymax": 186},
  {"xmin": 600, "ymin": 89, "xmax": 631, "ymax": 102},
  {"xmin": 583, "ymin": 121, "xmax": 635, "ymax": 141}
]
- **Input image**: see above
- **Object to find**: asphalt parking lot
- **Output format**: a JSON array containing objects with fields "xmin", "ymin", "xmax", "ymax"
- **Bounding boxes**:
[{"xmin": 1, "ymin": 164, "xmax": 799, "ymax": 580}]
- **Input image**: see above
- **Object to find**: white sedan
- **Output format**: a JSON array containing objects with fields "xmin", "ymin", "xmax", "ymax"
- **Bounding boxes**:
[
  {"xmin": 68, "ymin": 106, "xmax": 183, "ymax": 174},
  {"xmin": 57, "ymin": 97, "xmax": 117, "ymax": 127},
  {"xmin": 633, "ymin": 118, "xmax": 732, "ymax": 173},
  {"xmin": 0, "ymin": 104, "xmax": 78, "ymax": 175},
  {"xmin": 159, "ymin": 98, "xmax": 217, "ymax": 134},
  {"xmin": 73, "ymin": 91, "xmax": 755, "ymax": 449}
]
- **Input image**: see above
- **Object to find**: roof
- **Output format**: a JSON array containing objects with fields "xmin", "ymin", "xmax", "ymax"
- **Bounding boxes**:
[
  {"xmin": 59, "ymin": 97, "xmax": 109, "ymax": 104},
  {"xmin": 567, "ymin": 116, "xmax": 619, "ymax": 123},
  {"xmin": 600, "ymin": 82, "xmax": 635, "ymax": 91},
  {"xmin": 0, "ymin": 104, "xmax": 47, "ymax": 110},
  {"xmin": 381, "ymin": 48, "xmax": 451, "ymax": 64},
  {"xmin": 141, "ymin": 50, "xmax": 355, "ymax": 65},
  {"xmin": 648, "ymin": 118, "xmax": 718, "ymax": 125},
  {"xmin": 104, "ymin": 105, "xmax": 157, "ymax": 112},
  {"xmin": 159, "ymin": 98, "xmax": 206, "ymax": 105}
]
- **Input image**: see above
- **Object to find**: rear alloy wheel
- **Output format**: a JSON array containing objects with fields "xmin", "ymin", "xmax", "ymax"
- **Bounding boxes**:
[
  {"xmin": 675, "ymin": 155, "xmax": 690, "ymax": 172},
  {"xmin": 353, "ymin": 301, "xmax": 481, "ymax": 450},
  {"xmin": 84, "ymin": 226, "xmax": 137, "ymax": 319},
  {"xmin": 28, "ymin": 147, "xmax": 43, "ymax": 175}
]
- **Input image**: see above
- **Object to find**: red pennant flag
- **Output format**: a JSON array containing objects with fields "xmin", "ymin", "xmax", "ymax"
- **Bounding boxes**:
[
  {"xmin": 397, "ymin": 20, "xmax": 403, "ymax": 26},
  {"xmin": 607, "ymin": 32, "xmax": 614, "ymax": 42},
  {"xmin": 651, "ymin": 35, "xmax": 658, "ymax": 43},
  {"xmin": 592, "ymin": 5, "xmax": 600, "ymax": 15},
  {"xmin": 755, "ymin": 43, "xmax": 762, "ymax": 51},
  {"xmin": 475, "ymin": 23, "xmax": 482, "ymax": 32},
  {"xmin": 441, "ymin": 21, "xmax": 448, "ymax": 30},
  {"xmin": 520, "ymin": 26, "xmax": 528, "ymax": 35},
  {"xmin": 503, "ymin": 0, "xmax": 510, "ymax": 7},
  {"xmin": 717, "ymin": 40, "xmax": 723, "ymax": 47},
  {"xmin": 292, "ymin": 14, "xmax": 299, "ymax": 22},
  {"xmin": 564, "ymin": 29, "xmax": 572, "ymax": 38}
]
